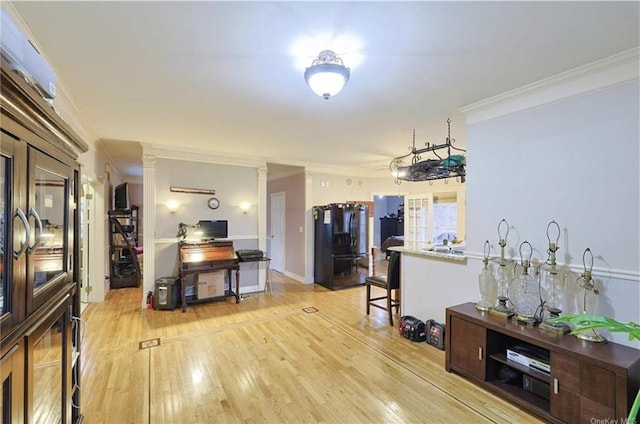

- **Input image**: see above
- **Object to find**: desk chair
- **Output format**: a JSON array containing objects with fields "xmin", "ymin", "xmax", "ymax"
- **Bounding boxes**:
[{"xmin": 366, "ymin": 250, "xmax": 401, "ymax": 326}]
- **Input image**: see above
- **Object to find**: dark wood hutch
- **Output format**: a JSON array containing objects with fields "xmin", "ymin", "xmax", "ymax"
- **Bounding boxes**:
[{"xmin": 1, "ymin": 58, "xmax": 88, "ymax": 423}]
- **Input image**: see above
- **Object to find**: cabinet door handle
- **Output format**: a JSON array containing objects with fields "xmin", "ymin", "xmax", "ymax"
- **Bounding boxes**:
[
  {"xmin": 27, "ymin": 207, "xmax": 43, "ymax": 253},
  {"xmin": 13, "ymin": 208, "xmax": 30, "ymax": 259},
  {"xmin": 478, "ymin": 347, "xmax": 483, "ymax": 361},
  {"xmin": 553, "ymin": 378, "xmax": 559, "ymax": 394}
]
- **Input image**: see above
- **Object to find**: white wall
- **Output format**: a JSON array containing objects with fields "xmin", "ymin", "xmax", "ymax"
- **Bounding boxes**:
[
  {"xmin": 403, "ymin": 81, "xmax": 640, "ymax": 348},
  {"xmin": 467, "ymin": 81, "xmax": 639, "ymax": 346},
  {"xmin": 153, "ymin": 158, "xmax": 261, "ymax": 292}
]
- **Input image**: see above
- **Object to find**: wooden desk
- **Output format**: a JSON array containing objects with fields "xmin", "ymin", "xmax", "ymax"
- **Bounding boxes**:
[{"xmin": 178, "ymin": 240, "xmax": 240, "ymax": 312}]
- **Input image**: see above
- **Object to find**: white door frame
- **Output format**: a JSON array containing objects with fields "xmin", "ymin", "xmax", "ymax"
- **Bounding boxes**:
[
  {"xmin": 80, "ymin": 178, "xmax": 92, "ymax": 305},
  {"xmin": 269, "ymin": 192, "xmax": 285, "ymax": 272}
]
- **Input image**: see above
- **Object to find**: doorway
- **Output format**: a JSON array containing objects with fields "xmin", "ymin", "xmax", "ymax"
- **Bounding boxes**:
[
  {"xmin": 79, "ymin": 178, "xmax": 94, "ymax": 309},
  {"xmin": 269, "ymin": 192, "xmax": 285, "ymax": 272},
  {"xmin": 372, "ymin": 194, "xmax": 405, "ymax": 254}
]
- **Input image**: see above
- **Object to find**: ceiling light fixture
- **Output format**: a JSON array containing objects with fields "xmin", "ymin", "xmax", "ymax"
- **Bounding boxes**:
[{"xmin": 304, "ymin": 50, "xmax": 350, "ymax": 100}]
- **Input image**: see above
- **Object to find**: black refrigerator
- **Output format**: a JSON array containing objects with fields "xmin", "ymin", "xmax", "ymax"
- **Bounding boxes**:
[{"xmin": 313, "ymin": 203, "xmax": 369, "ymax": 290}]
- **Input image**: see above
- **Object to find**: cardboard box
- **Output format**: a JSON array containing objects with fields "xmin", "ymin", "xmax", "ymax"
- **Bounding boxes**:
[{"xmin": 197, "ymin": 271, "xmax": 225, "ymax": 299}]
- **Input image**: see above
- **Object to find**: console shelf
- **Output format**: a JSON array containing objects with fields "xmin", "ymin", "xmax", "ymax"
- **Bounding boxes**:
[
  {"xmin": 445, "ymin": 302, "xmax": 640, "ymax": 424},
  {"xmin": 489, "ymin": 352, "xmax": 551, "ymax": 383}
]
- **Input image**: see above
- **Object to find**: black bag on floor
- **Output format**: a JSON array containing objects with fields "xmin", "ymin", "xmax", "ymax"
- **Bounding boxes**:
[
  {"xmin": 426, "ymin": 319, "xmax": 446, "ymax": 350},
  {"xmin": 398, "ymin": 315, "xmax": 426, "ymax": 342}
]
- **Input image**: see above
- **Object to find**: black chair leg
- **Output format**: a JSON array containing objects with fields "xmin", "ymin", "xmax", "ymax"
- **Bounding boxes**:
[
  {"xmin": 387, "ymin": 286, "xmax": 394, "ymax": 326},
  {"xmin": 393, "ymin": 288, "xmax": 400, "ymax": 313},
  {"xmin": 366, "ymin": 283, "xmax": 371, "ymax": 315}
]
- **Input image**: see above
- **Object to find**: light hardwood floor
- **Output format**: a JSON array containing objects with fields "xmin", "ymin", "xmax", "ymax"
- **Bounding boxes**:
[{"xmin": 79, "ymin": 267, "xmax": 543, "ymax": 423}]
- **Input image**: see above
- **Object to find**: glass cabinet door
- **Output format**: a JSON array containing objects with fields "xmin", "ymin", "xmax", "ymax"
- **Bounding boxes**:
[
  {"xmin": 1, "ymin": 132, "xmax": 27, "ymax": 335},
  {"xmin": 31, "ymin": 318, "xmax": 65, "ymax": 424},
  {"xmin": 1, "ymin": 342, "xmax": 25, "ymax": 424},
  {"xmin": 28, "ymin": 149, "xmax": 74, "ymax": 314},
  {"xmin": 1, "ymin": 151, "xmax": 8, "ymax": 322}
]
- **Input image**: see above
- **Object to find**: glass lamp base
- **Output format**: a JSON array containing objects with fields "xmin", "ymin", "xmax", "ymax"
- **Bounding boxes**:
[
  {"xmin": 514, "ymin": 314, "xmax": 538, "ymax": 326},
  {"xmin": 577, "ymin": 329, "xmax": 607, "ymax": 343},
  {"xmin": 540, "ymin": 308, "xmax": 571, "ymax": 334},
  {"xmin": 475, "ymin": 300, "xmax": 492, "ymax": 312},
  {"xmin": 539, "ymin": 320, "xmax": 570, "ymax": 335},
  {"xmin": 489, "ymin": 297, "xmax": 513, "ymax": 318}
]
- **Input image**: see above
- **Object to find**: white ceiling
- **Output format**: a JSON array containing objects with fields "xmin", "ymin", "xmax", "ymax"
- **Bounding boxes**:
[{"xmin": 9, "ymin": 1, "xmax": 640, "ymax": 179}]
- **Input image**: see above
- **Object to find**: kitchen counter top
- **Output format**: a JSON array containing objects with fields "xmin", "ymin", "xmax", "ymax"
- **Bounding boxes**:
[{"xmin": 388, "ymin": 245, "xmax": 467, "ymax": 264}]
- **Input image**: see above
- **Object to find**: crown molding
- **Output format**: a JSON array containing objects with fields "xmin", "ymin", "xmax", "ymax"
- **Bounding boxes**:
[
  {"xmin": 142, "ymin": 142, "xmax": 382, "ymax": 178},
  {"xmin": 143, "ymin": 143, "xmax": 267, "ymax": 168},
  {"xmin": 304, "ymin": 163, "xmax": 375, "ymax": 178},
  {"xmin": 460, "ymin": 48, "xmax": 640, "ymax": 125}
]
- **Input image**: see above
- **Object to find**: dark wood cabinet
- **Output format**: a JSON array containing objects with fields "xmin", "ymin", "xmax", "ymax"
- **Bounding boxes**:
[
  {"xmin": 1, "ymin": 57, "xmax": 87, "ymax": 423},
  {"xmin": 550, "ymin": 352, "xmax": 580, "ymax": 422},
  {"xmin": 446, "ymin": 302, "xmax": 640, "ymax": 424},
  {"xmin": 379, "ymin": 216, "xmax": 403, "ymax": 243},
  {"xmin": 1, "ymin": 341, "xmax": 25, "ymax": 423},
  {"xmin": 551, "ymin": 354, "xmax": 617, "ymax": 422},
  {"xmin": 449, "ymin": 316, "xmax": 486, "ymax": 380}
]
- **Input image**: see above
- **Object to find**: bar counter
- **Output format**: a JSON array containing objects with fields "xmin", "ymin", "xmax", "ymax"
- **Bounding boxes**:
[{"xmin": 388, "ymin": 246, "xmax": 479, "ymax": 325}]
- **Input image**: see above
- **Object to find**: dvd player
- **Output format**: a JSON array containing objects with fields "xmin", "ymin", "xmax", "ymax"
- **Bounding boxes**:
[{"xmin": 506, "ymin": 344, "xmax": 551, "ymax": 374}]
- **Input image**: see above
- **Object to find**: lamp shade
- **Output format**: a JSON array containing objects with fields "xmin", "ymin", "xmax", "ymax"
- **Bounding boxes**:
[{"xmin": 304, "ymin": 50, "xmax": 350, "ymax": 100}]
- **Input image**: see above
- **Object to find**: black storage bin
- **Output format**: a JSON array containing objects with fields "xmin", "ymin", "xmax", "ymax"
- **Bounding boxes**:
[{"xmin": 155, "ymin": 277, "xmax": 180, "ymax": 310}]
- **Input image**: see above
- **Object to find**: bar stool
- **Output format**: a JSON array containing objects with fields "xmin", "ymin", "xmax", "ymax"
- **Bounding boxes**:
[{"xmin": 366, "ymin": 250, "xmax": 401, "ymax": 326}]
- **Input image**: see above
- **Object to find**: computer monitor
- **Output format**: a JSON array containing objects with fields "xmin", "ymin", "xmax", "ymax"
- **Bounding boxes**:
[
  {"xmin": 114, "ymin": 182, "xmax": 130, "ymax": 210},
  {"xmin": 197, "ymin": 220, "xmax": 228, "ymax": 240}
]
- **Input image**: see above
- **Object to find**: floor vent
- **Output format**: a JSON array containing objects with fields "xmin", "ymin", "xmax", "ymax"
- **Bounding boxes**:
[{"xmin": 138, "ymin": 338, "xmax": 161, "ymax": 350}]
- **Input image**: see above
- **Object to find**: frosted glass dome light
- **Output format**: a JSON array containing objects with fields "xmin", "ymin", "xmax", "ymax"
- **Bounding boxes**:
[{"xmin": 304, "ymin": 50, "xmax": 350, "ymax": 100}]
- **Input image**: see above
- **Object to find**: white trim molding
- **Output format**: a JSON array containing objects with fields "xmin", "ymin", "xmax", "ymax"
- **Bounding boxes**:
[
  {"xmin": 464, "ymin": 251, "xmax": 640, "ymax": 283},
  {"xmin": 154, "ymin": 235, "xmax": 260, "ymax": 244},
  {"xmin": 282, "ymin": 270, "xmax": 307, "ymax": 284},
  {"xmin": 460, "ymin": 48, "xmax": 640, "ymax": 125},
  {"xmin": 144, "ymin": 143, "xmax": 266, "ymax": 168},
  {"xmin": 142, "ymin": 154, "xmax": 157, "ymax": 307}
]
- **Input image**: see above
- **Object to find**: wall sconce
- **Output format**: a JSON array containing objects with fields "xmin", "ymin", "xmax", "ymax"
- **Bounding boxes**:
[
  {"xmin": 166, "ymin": 200, "xmax": 179, "ymax": 214},
  {"xmin": 239, "ymin": 201, "xmax": 251, "ymax": 214}
]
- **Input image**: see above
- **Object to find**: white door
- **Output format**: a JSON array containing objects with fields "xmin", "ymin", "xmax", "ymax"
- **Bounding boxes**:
[{"xmin": 270, "ymin": 192, "xmax": 285, "ymax": 272}]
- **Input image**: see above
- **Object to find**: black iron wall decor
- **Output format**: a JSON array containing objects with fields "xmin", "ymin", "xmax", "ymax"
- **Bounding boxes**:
[{"xmin": 389, "ymin": 118, "xmax": 466, "ymax": 183}]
